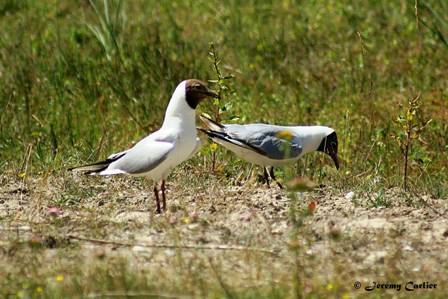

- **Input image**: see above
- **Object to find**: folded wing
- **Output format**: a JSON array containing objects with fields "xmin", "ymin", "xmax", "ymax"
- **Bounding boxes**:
[
  {"xmin": 225, "ymin": 124, "xmax": 302, "ymax": 160},
  {"xmin": 103, "ymin": 139, "xmax": 174, "ymax": 175},
  {"xmin": 200, "ymin": 114, "xmax": 302, "ymax": 160}
]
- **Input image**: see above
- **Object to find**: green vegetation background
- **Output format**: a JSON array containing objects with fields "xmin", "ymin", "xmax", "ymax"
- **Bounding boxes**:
[{"xmin": 0, "ymin": 0, "xmax": 447, "ymax": 196}]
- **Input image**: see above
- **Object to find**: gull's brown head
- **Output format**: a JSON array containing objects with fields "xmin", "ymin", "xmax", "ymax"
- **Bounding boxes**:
[{"xmin": 185, "ymin": 79, "xmax": 219, "ymax": 109}]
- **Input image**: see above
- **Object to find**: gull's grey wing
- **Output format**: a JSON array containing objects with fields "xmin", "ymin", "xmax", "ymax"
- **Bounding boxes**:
[
  {"xmin": 108, "ymin": 139, "xmax": 174, "ymax": 174},
  {"xmin": 224, "ymin": 124, "xmax": 302, "ymax": 160}
]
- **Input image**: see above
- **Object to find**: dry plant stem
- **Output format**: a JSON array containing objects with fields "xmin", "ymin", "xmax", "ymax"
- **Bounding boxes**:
[
  {"xmin": 212, "ymin": 151, "xmax": 217, "ymax": 172},
  {"xmin": 94, "ymin": 125, "xmax": 108, "ymax": 161},
  {"xmin": 415, "ymin": 0, "xmax": 419, "ymax": 30},
  {"xmin": 19, "ymin": 143, "xmax": 33, "ymax": 175},
  {"xmin": 245, "ymin": 164, "xmax": 254, "ymax": 183},
  {"xmin": 402, "ymin": 93, "xmax": 422, "ymax": 191},
  {"xmin": 87, "ymin": 291, "xmax": 193, "ymax": 299},
  {"xmin": 208, "ymin": 257, "xmax": 235, "ymax": 299},
  {"xmin": 404, "ymin": 122, "xmax": 411, "ymax": 191},
  {"xmin": 19, "ymin": 144, "xmax": 33, "ymax": 201},
  {"xmin": 67, "ymin": 235, "xmax": 279, "ymax": 255}
]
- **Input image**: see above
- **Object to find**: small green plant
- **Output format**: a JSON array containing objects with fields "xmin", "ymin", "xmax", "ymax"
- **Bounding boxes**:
[
  {"xmin": 87, "ymin": 0, "xmax": 125, "ymax": 63},
  {"xmin": 207, "ymin": 42, "xmax": 234, "ymax": 172},
  {"xmin": 367, "ymin": 188, "xmax": 390, "ymax": 208},
  {"xmin": 285, "ymin": 176, "xmax": 317, "ymax": 299},
  {"xmin": 207, "ymin": 42, "xmax": 235, "ymax": 123},
  {"xmin": 394, "ymin": 93, "xmax": 432, "ymax": 191}
]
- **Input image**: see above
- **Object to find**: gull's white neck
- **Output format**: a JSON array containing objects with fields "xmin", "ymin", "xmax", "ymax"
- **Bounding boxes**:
[
  {"xmin": 292, "ymin": 126, "xmax": 334, "ymax": 154},
  {"xmin": 162, "ymin": 81, "xmax": 195, "ymax": 129}
]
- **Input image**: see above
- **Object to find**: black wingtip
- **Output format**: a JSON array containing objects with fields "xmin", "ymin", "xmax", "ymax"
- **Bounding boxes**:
[
  {"xmin": 199, "ymin": 114, "xmax": 225, "ymax": 131},
  {"xmin": 199, "ymin": 128, "xmax": 226, "ymax": 140},
  {"xmin": 197, "ymin": 127, "xmax": 208, "ymax": 134},
  {"xmin": 68, "ymin": 152, "xmax": 126, "ymax": 174}
]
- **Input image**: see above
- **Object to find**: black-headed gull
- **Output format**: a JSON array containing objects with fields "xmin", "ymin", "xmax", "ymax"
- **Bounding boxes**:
[
  {"xmin": 70, "ymin": 80, "xmax": 218, "ymax": 213},
  {"xmin": 199, "ymin": 114, "xmax": 339, "ymax": 187}
]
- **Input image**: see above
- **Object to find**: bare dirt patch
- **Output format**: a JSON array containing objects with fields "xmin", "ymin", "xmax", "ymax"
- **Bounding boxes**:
[{"xmin": 1, "ymin": 173, "xmax": 447, "ymax": 297}]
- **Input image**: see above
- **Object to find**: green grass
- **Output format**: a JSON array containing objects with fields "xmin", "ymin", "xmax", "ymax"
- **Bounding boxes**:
[
  {"xmin": 1, "ymin": 0, "xmax": 446, "ymax": 196},
  {"xmin": 1, "ymin": 0, "xmax": 448, "ymax": 298}
]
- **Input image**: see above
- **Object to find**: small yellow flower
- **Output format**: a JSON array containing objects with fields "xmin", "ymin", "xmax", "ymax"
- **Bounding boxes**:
[
  {"xmin": 36, "ymin": 287, "xmax": 44, "ymax": 293},
  {"xmin": 18, "ymin": 172, "xmax": 26, "ymax": 178},
  {"xmin": 342, "ymin": 292, "xmax": 350, "ymax": 299},
  {"xmin": 326, "ymin": 283, "xmax": 334, "ymax": 290},
  {"xmin": 55, "ymin": 274, "xmax": 64, "ymax": 282},
  {"xmin": 210, "ymin": 143, "xmax": 218, "ymax": 151}
]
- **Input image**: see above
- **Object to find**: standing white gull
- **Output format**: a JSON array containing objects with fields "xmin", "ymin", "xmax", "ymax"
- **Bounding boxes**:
[
  {"xmin": 199, "ymin": 114, "xmax": 339, "ymax": 187},
  {"xmin": 69, "ymin": 80, "xmax": 218, "ymax": 213}
]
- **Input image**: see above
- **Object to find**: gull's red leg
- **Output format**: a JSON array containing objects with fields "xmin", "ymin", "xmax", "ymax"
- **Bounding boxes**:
[
  {"xmin": 154, "ymin": 184, "xmax": 161, "ymax": 214},
  {"xmin": 161, "ymin": 180, "xmax": 167, "ymax": 211}
]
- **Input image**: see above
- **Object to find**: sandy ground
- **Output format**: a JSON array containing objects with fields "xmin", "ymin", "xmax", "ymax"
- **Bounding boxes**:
[{"xmin": 1, "ymin": 173, "xmax": 447, "ymax": 297}]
